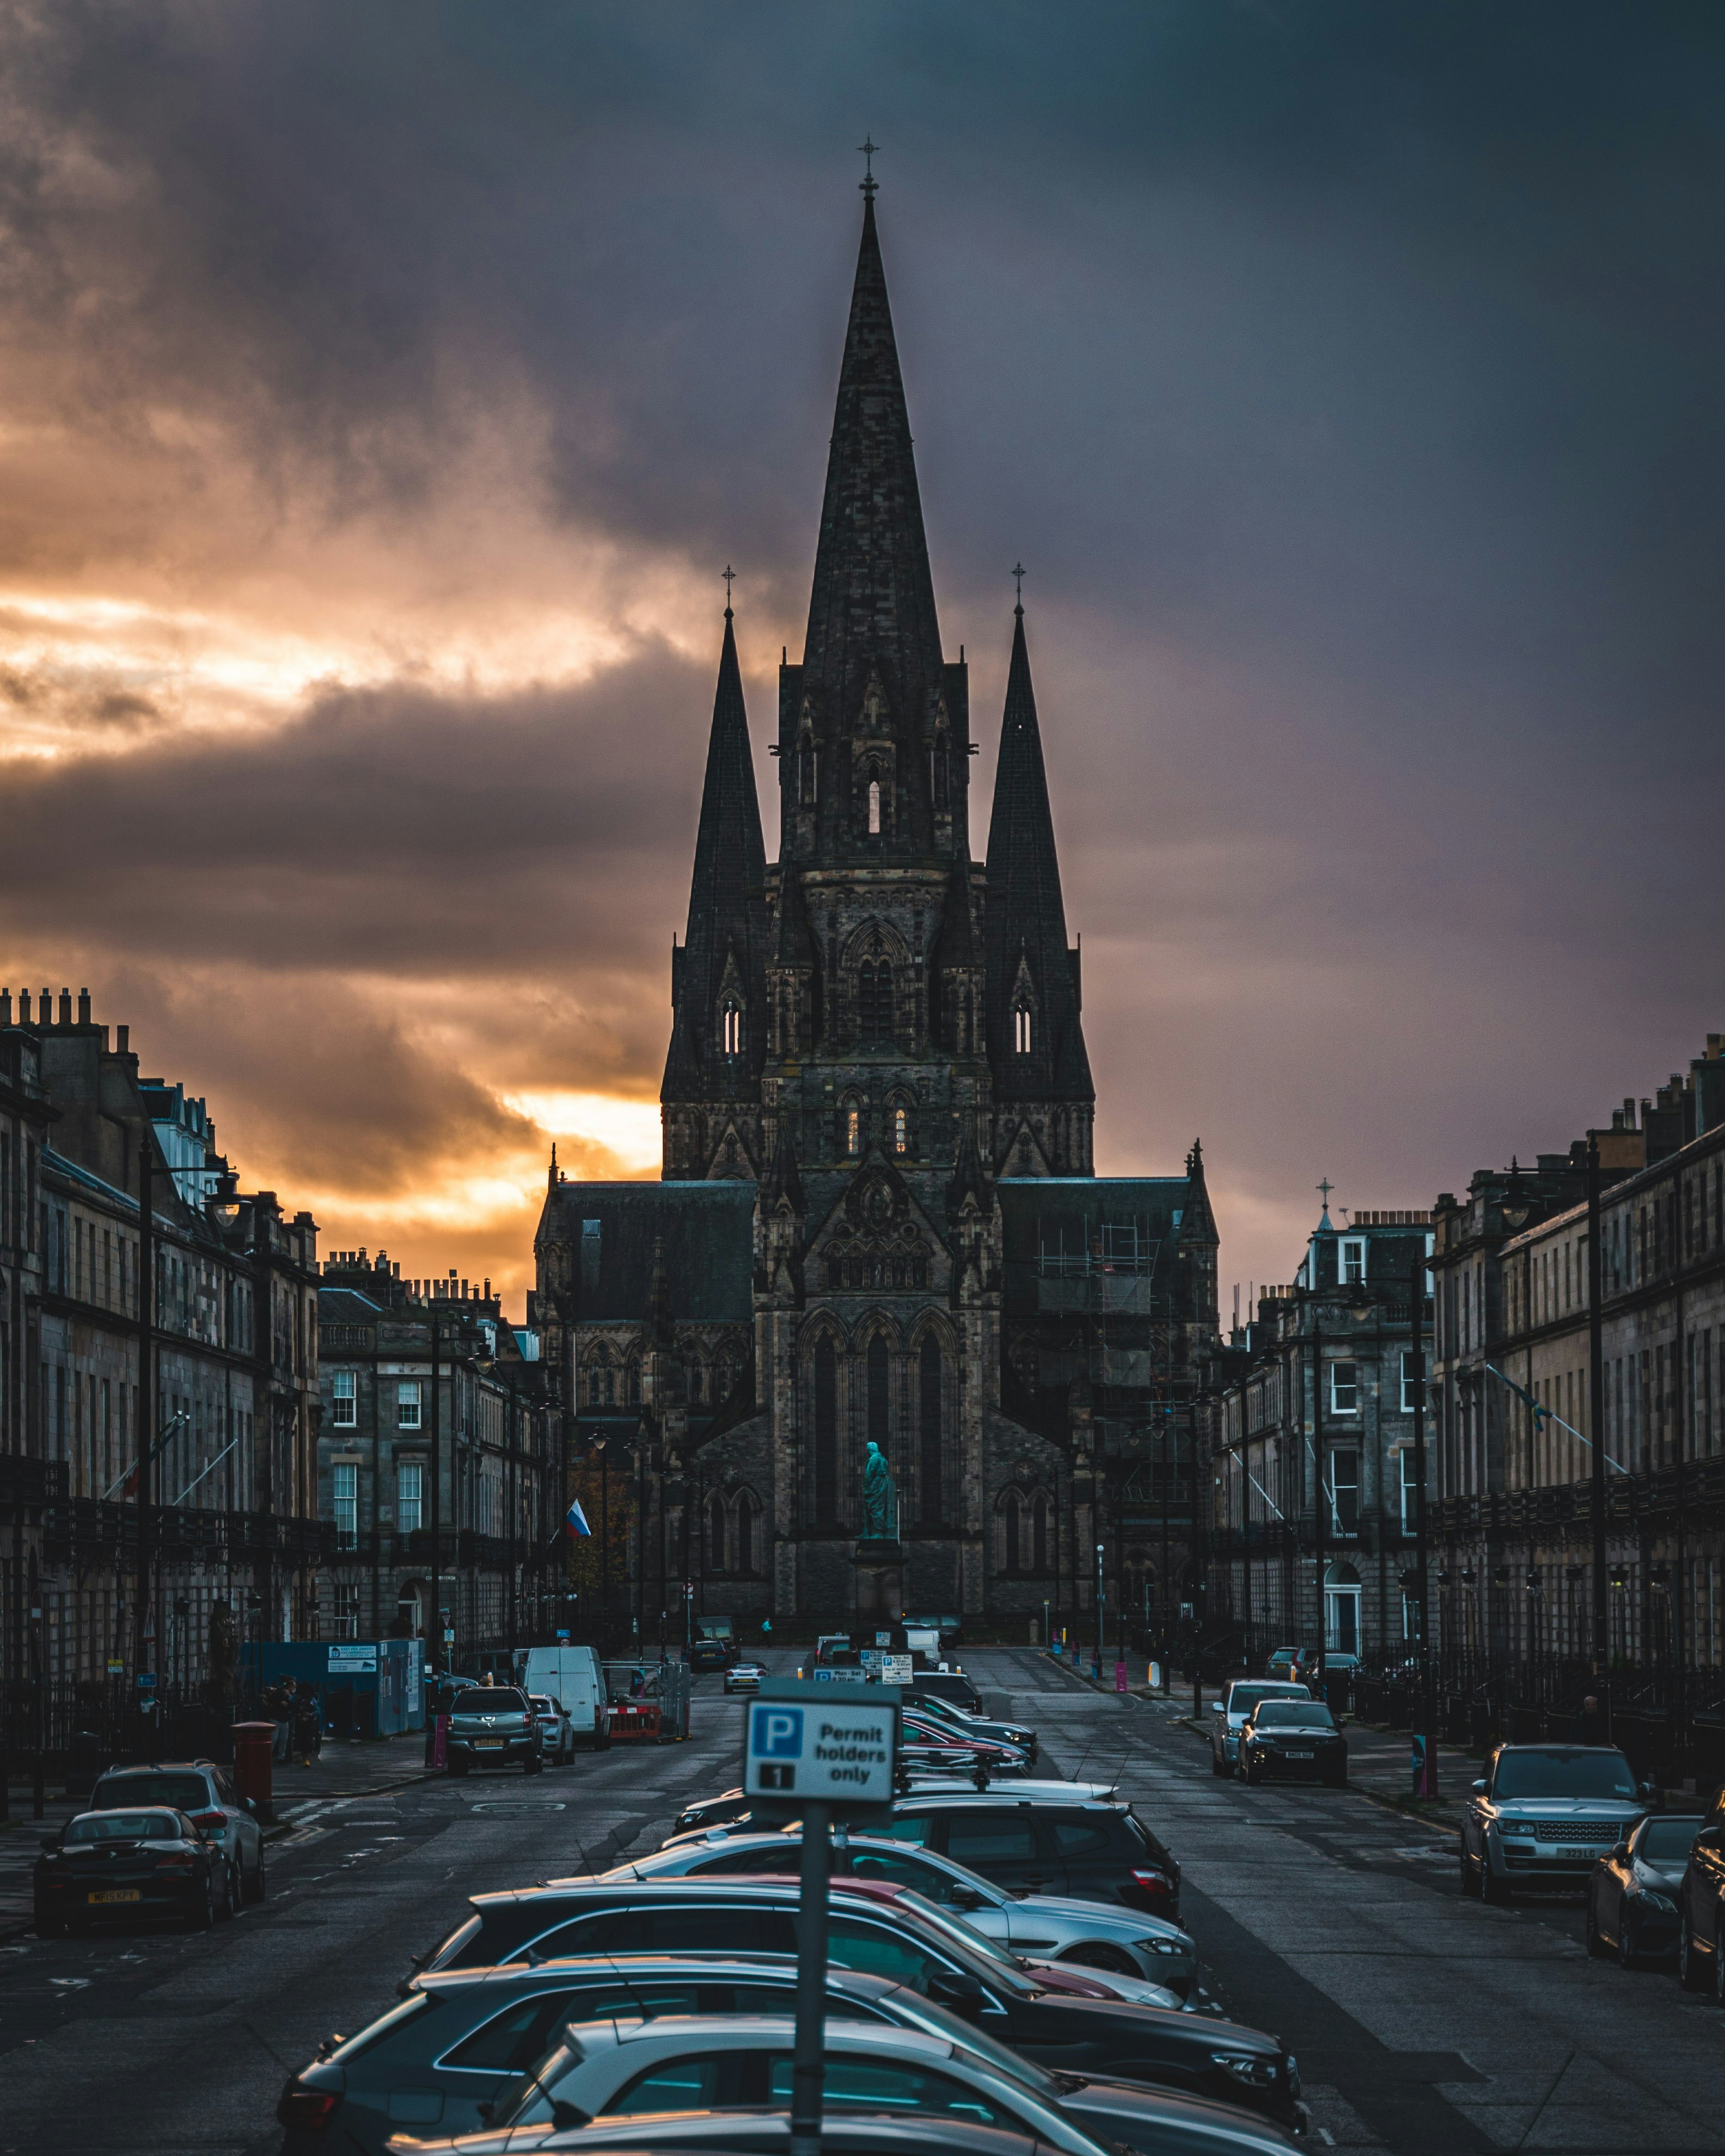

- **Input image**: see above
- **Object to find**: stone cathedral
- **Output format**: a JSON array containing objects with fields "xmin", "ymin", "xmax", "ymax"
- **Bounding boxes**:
[{"xmin": 535, "ymin": 183, "xmax": 1219, "ymax": 1631}]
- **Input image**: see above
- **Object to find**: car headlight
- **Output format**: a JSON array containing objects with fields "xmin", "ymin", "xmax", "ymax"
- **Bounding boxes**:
[
  {"xmin": 1139, "ymin": 1938, "xmax": 1187, "ymax": 1956},
  {"xmin": 1639, "ymin": 1891, "xmax": 1677, "ymax": 1915},
  {"xmin": 1212, "ymin": 2051, "xmax": 1280, "ymax": 2088}
]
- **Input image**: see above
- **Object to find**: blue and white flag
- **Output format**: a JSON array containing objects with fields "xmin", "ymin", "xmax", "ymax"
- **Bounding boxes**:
[{"xmin": 565, "ymin": 1496, "xmax": 593, "ymax": 1540}]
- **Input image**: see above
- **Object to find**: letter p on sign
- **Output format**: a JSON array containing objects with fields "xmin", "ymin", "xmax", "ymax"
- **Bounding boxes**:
[{"xmin": 747, "ymin": 1704, "xmax": 805, "ymax": 1792}]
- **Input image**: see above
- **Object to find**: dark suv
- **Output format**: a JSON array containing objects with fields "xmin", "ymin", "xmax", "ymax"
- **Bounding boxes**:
[{"xmin": 876, "ymin": 1796, "xmax": 1180, "ymax": 1923}]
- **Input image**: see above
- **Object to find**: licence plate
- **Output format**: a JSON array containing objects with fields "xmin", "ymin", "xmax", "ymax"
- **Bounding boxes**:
[
  {"xmin": 1285, "ymin": 1749, "xmax": 1314, "ymax": 1759},
  {"xmin": 89, "ymin": 1889, "xmax": 141, "ymax": 1904},
  {"xmin": 475, "ymin": 1738, "xmax": 505, "ymax": 1749}
]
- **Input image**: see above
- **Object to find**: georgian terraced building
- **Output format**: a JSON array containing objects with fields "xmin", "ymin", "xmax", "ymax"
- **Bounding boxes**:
[{"xmin": 535, "ymin": 183, "xmax": 1220, "ymax": 1632}]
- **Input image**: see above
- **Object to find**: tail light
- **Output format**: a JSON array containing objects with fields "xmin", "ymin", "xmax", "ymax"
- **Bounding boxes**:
[
  {"xmin": 277, "ymin": 2084, "xmax": 340, "ymax": 2132},
  {"xmin": 1130, "ymin": 1867, "xmax": 1172, "ymax": 1897},
  {"xmin": 156, "ymin": 1855, "xmax": 197, "ymax": 1875},
  {"xmin": 190, "ymin": 1808, "xmax": 227, "ymax": 1831}
]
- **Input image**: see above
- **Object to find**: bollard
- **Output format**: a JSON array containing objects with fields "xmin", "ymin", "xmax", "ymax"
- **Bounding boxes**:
[{"xmin": 1194, "ymin": 1675, "xmax": 1203, "ymax": 1720}]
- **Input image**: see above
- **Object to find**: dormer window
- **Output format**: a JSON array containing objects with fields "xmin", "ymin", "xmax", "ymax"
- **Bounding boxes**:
[
  {"xmin": 1013, "ymin": 1004, "xmax": 1032, "ymax": 1055},
  {"xmin": 867, "ymin": 779, "xmax": 882, "ymax": 834},
  {"xmin": 1340, "ymin": 1236, "xmax": 1365, "ymax": 1285},
  {"xmin": 722, "ymin": 1003, "xmax": 742, "ymax": 1056}
]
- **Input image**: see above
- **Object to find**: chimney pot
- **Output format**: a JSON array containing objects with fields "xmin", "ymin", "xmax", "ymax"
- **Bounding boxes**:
[
  {"xmin": 77, "ymin": 988, "xmax": 91, "ymax": 1024},
  {"xmin": 38, "ymin": 989, "xmax": 50, "ymax": 1024}
]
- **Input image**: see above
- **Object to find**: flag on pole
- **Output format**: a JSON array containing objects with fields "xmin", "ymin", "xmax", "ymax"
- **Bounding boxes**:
[{"xmin": 564, "ymin": 1496, "xmax": 593, "ymax": 1540}]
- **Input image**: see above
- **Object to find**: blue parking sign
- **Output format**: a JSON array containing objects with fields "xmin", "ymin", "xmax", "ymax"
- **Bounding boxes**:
[{"xmin": 753, "ymin": 1705, "xmax": 803, "ymax": 1757}]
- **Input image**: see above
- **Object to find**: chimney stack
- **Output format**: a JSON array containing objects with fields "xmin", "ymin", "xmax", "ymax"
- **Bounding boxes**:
[
  {"xmin": 117, "ymin": 1025, "xmax": 129, "ymax": 1054},
  {"xmin": 77, "ymin": 988, "xmax": 91, "ymax": 1024},
  {"xmin": 58, "ymin": 988, "xmax": 71, "ymax": 1025},
  {"xmin": 0, "ymin": 990, "xmax": 10, "ymax": 1025}
]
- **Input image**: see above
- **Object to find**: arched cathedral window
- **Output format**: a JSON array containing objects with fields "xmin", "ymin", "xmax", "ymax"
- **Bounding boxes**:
[
  {"xmin": 867, "ymin": 1333, "xmax": 890, "ymax": 1454},
  {"xmin": 1005, "ymin": 1493, "xmax": 1021, "ymax": 1572},
  {"xmin": 892, "ymin": 1104, "xmax": 908, "ymax": 1156},
  {"xmin": 736, "ymin": 1490, "xmax": 754, "ymax": 1573},
  {"xmin": 722, "ymin": 1002, "xmax": 742, "ymax": 1056},
  {"xmin": 859, "ymin": 960, "xmax": 894, "ymax": 1045},
  {"xmin": 919, "ymin": 1335, "xmax": 943, "ymax": 1526},
  {"xmin": 1033, "ymin": 1492, "xmax": 1049, "ymax": 1572},
  {"xmin": 813, "ymin": 1336, "xmax": 838, "ymax": 1522},
  {"xmin": 842, "ymin": 1101, "xmax": 861, "ymax": 1157},
  {"xmin": 1014, "ymin": 1003, "xmax": 1033, "ymax": 1055},
  {"xmin": 867, "ymin": 778, "xmax": 882, "ymax": 835},
  {"xmin": 708, "ymin": 1494, "xmax": 726, "ymax": 1573}
]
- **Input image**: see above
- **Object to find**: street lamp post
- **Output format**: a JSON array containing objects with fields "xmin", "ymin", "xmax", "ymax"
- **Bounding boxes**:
[
  {"xmin": 1094, "ymin": 1541, "xmax": 1105, "ymax": 1681},
  {"xmin": 1409, "ymin": 1254, "xmax": 1436, "ymax": 1797},
  {"xmin": 1586, "ymin": 1137, "xmax": 1609, "ymax": 1732},
  {"xmin": 1312, "ymin": 1318, "xmax": 1325, "ymax": 1698}
]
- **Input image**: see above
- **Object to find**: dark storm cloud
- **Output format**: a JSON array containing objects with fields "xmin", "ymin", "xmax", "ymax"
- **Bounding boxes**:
[{"xmin": 1, "ymin": 1, "xmax": 1722, "ymax": 1285}]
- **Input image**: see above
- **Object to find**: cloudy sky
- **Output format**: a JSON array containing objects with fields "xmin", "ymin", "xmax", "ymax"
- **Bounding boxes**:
[{"xmin": 1, "ymin": 2, "xmax": 1720, "ymax": 1312}]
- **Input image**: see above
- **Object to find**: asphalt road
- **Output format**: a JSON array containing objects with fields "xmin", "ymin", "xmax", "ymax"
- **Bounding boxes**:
[{"xmin": 0, "ymin": 1649, "xmax": 1719, "ymax": 2154}]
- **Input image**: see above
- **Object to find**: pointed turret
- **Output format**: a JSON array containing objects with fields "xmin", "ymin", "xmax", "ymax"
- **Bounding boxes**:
[
  {"xmin": 781, "ymin": 187, "xmax": 966, "ymax": 865},
  {"xmin": 947, "ymin": 1113, "xmax": 995, "ymax": 1219},
  {"xmin": 1179, "ymin": 1138, "xmax": 1220, "ymax": 1344},
  {"xmin": 662, "ymin": 605, "xmax": 770, "ymax": 1120},
  {"xmin": 984, "ymin": 604, "xmax": 1093, "ymax": 1119},
  {"xmin": 760, "ymin": 1121, "xmax": 806, "ymax": 1218}
]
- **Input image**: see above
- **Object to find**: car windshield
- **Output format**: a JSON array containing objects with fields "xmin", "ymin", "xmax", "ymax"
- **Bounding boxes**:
[
  {"xmin": 66, "ymin": 1811, "xmax": 181, "ymax": 1843},
  {"xmin": 1226, "ymin": 1685, "xmax": 1304, "ymax": 1716},
  {"xmin": 92, "ymin": 1774, "xmax": 208, "ymax": 1812},
  {"xmin": 1492, "ymin": 1749, "xmax": 1636, "ymax": 1800},
  {"xmin": 1639, "ymin": 1818, "xmax": 1701, "ymax": 1861},
  {"xmin": 888, "ymin": 1890, "xmax": 1037, "ymax": 1994},
  {"xmin": 454, "ymin": 1688, "xmax": 527, "ymax": 1713},
  {"xmin": 1254, "ymin": 1703, "xmax": 1336, "ymax": 1729}
]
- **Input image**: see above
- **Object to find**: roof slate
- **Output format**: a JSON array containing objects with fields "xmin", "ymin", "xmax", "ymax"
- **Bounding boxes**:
[{"xmin": 546, "ymin": 1181, "xmax": 755, "ymax": 1324}]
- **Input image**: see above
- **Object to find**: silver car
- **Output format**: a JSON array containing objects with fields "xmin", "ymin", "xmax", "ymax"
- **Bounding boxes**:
[
  {"xmin": 1208, "ymin": 1683, "xmax": 1312, "ymax": 1778},
  {"xmin": 604, "ymin": 1833, "xmax": 1195, "ymax": 1999},
  {"xmin": 87, "ymin": 1759, "xmax": 265, "ymax": 1907},
  {"xmin": 1461, "ymin": 1742, "xmax": 1651, "ymax": 1903},
  {"xmin": 388, "ymin": 2013, "xmax": 1301, "ymax": 2156}
]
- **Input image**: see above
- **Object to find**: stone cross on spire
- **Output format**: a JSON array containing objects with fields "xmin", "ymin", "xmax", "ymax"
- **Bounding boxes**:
[{"xmin": 858, "ymin": 135, "xmax": 879, "ymax": 197}]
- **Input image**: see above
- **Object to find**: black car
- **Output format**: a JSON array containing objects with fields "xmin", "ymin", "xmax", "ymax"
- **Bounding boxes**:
[
  {"xmin": 1588, "ymin": 1813, "xmax": 1700, "ymax": 1967},
  {"xmin": 1677, "ymin": 1785, "xmax": 1725, "ymax": 1999},
  {"xmin": 1238, "ymin": 1702, "xmax": 1348, "ymax": 1788},
  {"xmin": 874, "ymin": 1796, "xmax": 1181, "ymax": 1924},
  {"xmin": 34, "ymin": 1806, "xmax": 231, "ymax": 1934},
  {"xmin": 908, "ymin": 1670, "xmax": 983, "ymax": 1714},
  {"xmin": 686, "ymin": 1640, "xmax": 730, "ymax": 1674},
  {"xmin": 671, "ymin": 1788, "xmax": 755, "ymax": 1839},
  {"xmin": 405, "ymin": 1879, "xmax": 1300, "ymax": 2130}
]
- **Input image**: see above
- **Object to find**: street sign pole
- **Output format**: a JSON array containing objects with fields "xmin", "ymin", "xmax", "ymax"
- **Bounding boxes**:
[
  {"xmin": 744, "ymin": 1679, "xmax": 900, "ymax": 2156},
  {"xmin": 790, "ymin": 1798, "xmax": 832, "ymax": 2156}
]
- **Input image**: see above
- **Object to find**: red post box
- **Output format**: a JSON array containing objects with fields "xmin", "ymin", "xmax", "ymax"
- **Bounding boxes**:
[{"xmin": 231, "ymin": 1720, "xmax": 277, "ymax": 1821}]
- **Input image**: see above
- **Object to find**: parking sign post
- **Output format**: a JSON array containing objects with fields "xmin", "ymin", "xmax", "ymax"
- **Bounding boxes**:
[{"xmin": 744, "ymin": 1680, "xmax": 899, "ymax": 2156}]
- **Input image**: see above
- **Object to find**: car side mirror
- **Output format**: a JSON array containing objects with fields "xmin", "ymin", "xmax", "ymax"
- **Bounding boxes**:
[
  {"xmin": 927, "ymin": 1968, "xmax": 986, "ymax": 2019},
  {"xmin": 1471, "ymin": 1779, "xmax": 1488, "ymax": 1794},
  {"xmin": 951, "ymin": 1886, "xmax": 984, "ymax": 1910}
]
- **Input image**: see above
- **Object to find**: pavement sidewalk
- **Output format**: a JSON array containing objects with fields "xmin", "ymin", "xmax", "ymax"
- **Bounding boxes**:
[{"xmin": 0, "ymin": 1730, "xmax": 435, "ymax": 1940}]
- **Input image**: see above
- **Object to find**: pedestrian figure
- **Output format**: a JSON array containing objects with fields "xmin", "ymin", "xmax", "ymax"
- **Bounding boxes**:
[
  {"xmin": 293, "ymin": 1687, "xmax": 321, "ymax": 1767},
  {"xmin": 1571, "ymin": 1693, "xmax": 1608, "ymax": 1744}
]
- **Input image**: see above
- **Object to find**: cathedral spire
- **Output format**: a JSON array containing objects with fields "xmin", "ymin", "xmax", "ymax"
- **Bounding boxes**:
[
  {"xmin": 984, "ymin": 603, "xmax": 1093, "ymax": 1108},
  {"xmin": 789, "ymin": 185, "xmax": 957, "ymax": 862},
  {"xmin": 662, "ymin": 602, "xmax": 770, "ymax": 1111}
]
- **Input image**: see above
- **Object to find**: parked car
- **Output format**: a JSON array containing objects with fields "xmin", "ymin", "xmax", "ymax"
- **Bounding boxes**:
[
  {"xmin": 530, "ymin": 1694, "xmax": 578, "ymax": 1767},
  {"xmin": 1460, "ymin": 1743, "xmax": 1651, "ymax": 1904},
  {"xmin": 1263, "ymin": 1648, "xmax": 1300, "ymax": 1681},
  {"xmin": 467, "ymin": 2012, "xmax": 1302, "ymax": 2156},
  {"xmin": 901, "ymin": 1710, "xmax": 1027, "ymax": 1773},
  {"xmin": 403, "ymin": 1879, "xmax": 1301, "ymax": 2127},
  {"xmin": 1237, "ymin": 1702, "xmax": 1348, "ymax": 1789},
  {"xmin": 1677, "ymin": 1786, "xmax": 1725, "ymax": 1997},
  {"xmin": 902, "ymin": 1688, "xmax": 1038, "ymax": 1766},
  {"xmin": 1587, "ymin": 1812, "xmax": 1700, "ymax": 1965},
  {"xmin": 34, "ymin": 1806, "xmax": 233, "ymax": 1934},
  {"xmin": 286, "ymin": 1956, "xmax": 1208, "ymax": 2156},
  {"xmin": 1209, "ymin": 1683, "xmax": 1313, "ymax": 1778},
  {"xmin": 687, "ymin": 1639, "xmax": 730, "ymax": 1674},
  {"xmin": 446, "ymin": 1685, "xmax": 544, "ymax": 1777},
  {"xmin": 908, "ymin": 1669, "xmax": 983, "ymax": 1714},
  {"xmin": 723, "ymin": 1662, "xmax": 766, "ymax": 1695},
  {"xmin": 872, "ymin": 1794, "xmax": 1181, "ymax": 1924},
  {"xmin": 87, "ymin": 1757, "xmax": 265, "ymax": 1906},
  {"xmin": 516, "ymin": 1647, "xmax": 611, "ymax": 1750},
  {"xmin": 602, "ymin": 1832, "xmax": 1195, "ymax": 1996}
]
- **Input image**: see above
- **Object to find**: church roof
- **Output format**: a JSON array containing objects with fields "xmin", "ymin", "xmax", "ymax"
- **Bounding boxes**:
[
  {"xmin": 793, "ymin": 188, "xmax": 955, "ymax": 862},
  {"xmin": 984, "ymin": 606, "xmax": 1093, "ymax": 1103},
  {"xmin": 542, "ymin": 1181, "xmax": 754, "ymax": 1323},
  {"xmin": 663, "ymin": 607, "xmax": 770, "ymax": 1105}
]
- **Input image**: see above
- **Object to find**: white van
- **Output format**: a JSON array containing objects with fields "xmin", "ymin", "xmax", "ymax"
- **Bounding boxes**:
[{"xmin": 513, "ymin": 1645, "xmax": 611, "ymax": 1749}]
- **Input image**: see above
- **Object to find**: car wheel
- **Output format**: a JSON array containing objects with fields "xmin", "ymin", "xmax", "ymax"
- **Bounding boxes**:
[
  {"xmin": 1243, "ymin": 1755, "xmax": 1259, "ymax": 1787},
  {"xmin": 1481, "ymin": 1857, "xmax": 1511, "ymax": 1906},
  {"xmin": 1585, "ymin": 1898, "xmax": 1609, "ymax": 1958},
  {"xmin": 525, "ymin": 1753, "xmax": 544, "ymax": 1775},
  {"xmin": 218, "ymin": 1863, "xmax": 237, "ymax": 1921},
  {"xmin": 1059, "ymin": 1941, "xmax": 1138, "ymax": 1976},
  {"xmin": 1679, "ymin": 1920, "xmax": 1709, "ymax": 1992},
  {"xmin": 1460, "ymin": 1843, "xmax": 1481, "ymax": 1898},
  {"xmin": 34, "ymin": 1908, "xmax": 64, "ymax": 1939},
  {"xmin": 246, "ymin": 1845, "xmax": 267, "ymax": 1905},
  {"xmin": 1210, "ymin": 1748, "xmax": 1226, "ymax": 1777},
  {"xmin": 189, "ymin": 1873, "xmax": 218, "ymax": 1932}
]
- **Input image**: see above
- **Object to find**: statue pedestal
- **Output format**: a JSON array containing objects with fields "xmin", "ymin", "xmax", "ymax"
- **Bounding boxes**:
[{"xmin": 853, "ymin": 1539, "xmax": 903, "ymax": 1621}]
